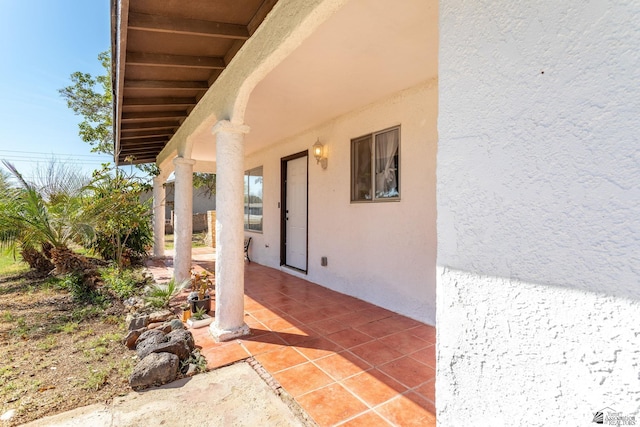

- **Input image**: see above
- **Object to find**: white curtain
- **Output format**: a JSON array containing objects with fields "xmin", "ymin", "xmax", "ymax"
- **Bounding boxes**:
[{"xmin": 375, "ymin": 129, "xmax": 399, "ymax": 197}]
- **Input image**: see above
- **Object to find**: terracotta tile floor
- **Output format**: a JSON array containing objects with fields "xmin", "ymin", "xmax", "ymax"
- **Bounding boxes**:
[{"xmin": 148, "ymin": 249, "xmax": 436, "ymax": 426}]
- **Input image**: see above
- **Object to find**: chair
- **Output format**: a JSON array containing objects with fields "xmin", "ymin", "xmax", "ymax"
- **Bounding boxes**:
[{"xmin": 244, "ymin": 237, "xmax": 252, "ymax": 263}]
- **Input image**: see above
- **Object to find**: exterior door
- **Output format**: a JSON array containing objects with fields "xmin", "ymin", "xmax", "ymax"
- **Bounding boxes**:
[{"xmin": 281, "ymin": 152, "xmax": 308, "ymax": 271}]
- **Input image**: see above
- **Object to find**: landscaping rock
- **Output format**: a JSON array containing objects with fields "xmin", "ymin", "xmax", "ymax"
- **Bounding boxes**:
[
  {"xmin": 167, "ymin": 329, "xmax": 195, "ymax": 351},
  {"xmin": 169, "ymin": 319, "xmax": 184, "ymax": 330},
  {"xmin": 149, "ymin": 309, "xmax": 174, "ymax": 323},
  {"xmin": 123, "ymin": 327, "xmax": 147, "ymax": 350},
  {"xmin": 129, "ymin": 352, "xmax": 179, "ymax": 390},
  {"xmin": 125, "ymin": 314, "xmax": 150, "ymax": 331},
  {"xmin": 135, "ymin": 330, "xmax": 166, "ymax": 359},
  {"xmin": 151, "ymin": 340, "xmax": 191, "ymax": 361},
  {"xmin": 147, "ymin": 322, "xmax": 164, "ymax": 329}
]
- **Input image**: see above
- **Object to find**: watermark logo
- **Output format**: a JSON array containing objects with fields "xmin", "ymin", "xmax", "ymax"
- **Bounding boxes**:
[{"xmin": 593, "ymin": 407, "xmax": 636, "ymax": 425}]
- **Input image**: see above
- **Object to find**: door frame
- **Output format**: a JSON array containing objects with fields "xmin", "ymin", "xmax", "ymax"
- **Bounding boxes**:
[{"xmin": 280, "ymin": 150, "xmax": 309, "ymax": 272}]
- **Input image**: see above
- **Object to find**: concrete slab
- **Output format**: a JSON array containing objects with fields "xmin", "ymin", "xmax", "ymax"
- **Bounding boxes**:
[{"xmin": 22, "ymin": 363, "xmax": 307, "ymax": 427}]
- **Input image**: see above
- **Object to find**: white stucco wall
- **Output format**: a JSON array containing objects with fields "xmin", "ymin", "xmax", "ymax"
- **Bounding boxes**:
[
  {"xmin": 438, "ymin": 0, "xmax": 640, "ymax": 425},
  {"xmin": 245, "ymin": 81, "xmax": 438, "ymax": 324}
]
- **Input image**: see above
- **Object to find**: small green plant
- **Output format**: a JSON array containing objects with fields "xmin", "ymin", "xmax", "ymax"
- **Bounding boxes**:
[
  {"xmin": 1, "ymin": 311, "xmax": 14, "ymax": 322},
  {"xmin": 83, "ymin": 368, "xmax": 109, "ymax": 391},
  {"xmin": 144, "ymin": 278, "xmax": 188, "ymax": 308},
  {"xmin": 192, "ymin": 305, "xmax": 207, "ymax": 320},
  {"xmin": 61, "ymin": 273, "xmax": 105, "ymax": 305},
  {"xmin": 36, "ymin": 336, "xmax": 57, "ymax": 351},
  {"xmin": 60, "ymin": 321, "xmax": 79, "ymax": 334},
  {"xmin": 100, "ymin": 266, "xmax": 146, "ymax": 300}
]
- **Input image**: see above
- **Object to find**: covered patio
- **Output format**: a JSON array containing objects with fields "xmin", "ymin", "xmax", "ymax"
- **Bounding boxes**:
[{"xmin": 147, "ymin": 249, "xmax": 436, "ymax": 427}]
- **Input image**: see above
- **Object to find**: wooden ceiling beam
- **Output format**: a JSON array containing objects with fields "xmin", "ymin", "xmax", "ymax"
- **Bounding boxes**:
[
  {"xmin": 119, "ymin": 137, "xmax": 168, "ymax": 144},
  {"xmin": 127, "ymin": 52, "xmax": 225, "ymax": 69},
  {"xmin": 125, "ymin": 80, "xmax": 209, "ymax": 90},
  {"xmin": 123, "ymin": 97, "xmax": 195, "ymax": 107},
  {"xmin": 121, "ymin": 129, "xmax": 174, "ymax": 139},
  {"xmin": 128, "ymin": 12, "xmax": 250, "ymax": 40},
  {"xmin": 121, "ymin": 112, "xmax": 185, "ymax": 122},
  {"xmin": 121, "ymin": 121, "xmax": 180, "ymax": 131}
]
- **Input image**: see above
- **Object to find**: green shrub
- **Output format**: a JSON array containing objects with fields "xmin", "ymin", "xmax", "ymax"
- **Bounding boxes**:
[
  {"xmin": 144, "ymin": 278, "xmax": 188, "ymax": 309},
  {"xmin": 100, "ymin": 266, "xmax": 146, "ymax": 300},
  {"xmin": 61, "ymin": 274, "xmax": 105, "ymax": 305}
]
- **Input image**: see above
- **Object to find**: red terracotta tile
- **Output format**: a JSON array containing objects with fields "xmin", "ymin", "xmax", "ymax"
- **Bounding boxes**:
[
  {"xmin": 273, "ymin": 362, "xmax": 334, "ymax": 397},
  {"xmin": 296, "ymin": 383, "xmax": 368, "ymax": 427},
  {"xmin": 332, "ymin": 311, "xmax": 377, "ymax": 327},
  {"xmin": 254, "ymin": 346, "xmax": 307, "ymax": 373},
  {"xmin": 349, "ymin": 340, "xmax": 404, "ymax": 367},
  {"xmin": 327, "ymin": 329, "xmax": 374, "ymax": 349},
  {"xmin": 249, "ymin": 307, "xmax": 284, "ymax": 322},
  {"xmin": 408, "ymin": 324, "xmax": 436, "ymax": 344},
  {"xmin": 201, "ymin": 343, "xmax": 250, "ymax": 369},
  {"xmin": 295, "ymin": 337, "xmax": 343, "ymax": 360},
  {"xmin": 239, "ymin": 332, "xmax": 288, "ymax": 356},
  {"xmin": 308, "ymin": 318, "xmax": 351, "ymax": 335},
  {"xmin": 339, "ymin": 411, "xmax": 393, "ymax": 426},
  {"xmin": 263, "ymin": 315, "xmax": 298, "ymax": 332},
  {"xmin": 319, "ymin": 305, "xmax": 353, "ymax": 318},
  {"xmin": 341, "ymin": 369, "xmax": 407, "ymax": 407},
  {"xmin": 314, "ymin": 351, "xmax": 372, "ymax": 381},
  {"xmin": 378, "ymin": 330, "xmax": 430, "ymax": 354},
  {"xmin": 355, "ymin": 316, "xmax": 404, "ymax": 338},
  {"xmin": 414, "ymin": 378, "xmax": 435, "ymax": 403},
  {"xmin": 405, "ymin": 391, "xmax": 436, "ymax": 416},
  {"xmin": 409, "ymin": 344, "xmax": 436, "ymax": 369},
  {"xmin": 288, "ymin": 308, "xmax": 328, "ymax": 324},
  {"xmin": 378, "ymin": 357, "xmax": 435, "ymax": 389},
  {"xmin": 376, "ymin": 393, "xmax": 436, "ymax": 427},
  {"xmin": 278, "ymin": 326, "xmax": 321, "ymax": 345}
]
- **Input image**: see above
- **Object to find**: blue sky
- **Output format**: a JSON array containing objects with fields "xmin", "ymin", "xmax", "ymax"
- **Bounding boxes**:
[{"xmin": 0, "ymin": 0, "xmax": 113, "ymax": 180}]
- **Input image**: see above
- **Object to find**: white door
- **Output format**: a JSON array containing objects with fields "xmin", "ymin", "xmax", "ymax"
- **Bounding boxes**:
[{"xmin": 285, "ymin": 155, "xmax": 307, "ymax": 271}]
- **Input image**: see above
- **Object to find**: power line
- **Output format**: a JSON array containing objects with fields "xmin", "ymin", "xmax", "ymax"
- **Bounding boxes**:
[{"xmin": 0, "ymin": 149, "xmax": 110, "ymax": 158}]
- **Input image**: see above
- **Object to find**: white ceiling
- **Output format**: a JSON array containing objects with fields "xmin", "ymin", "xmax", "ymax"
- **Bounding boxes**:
[{"xmin": 190, "ymin": 0, "xmax": 438, "ymax": 161}]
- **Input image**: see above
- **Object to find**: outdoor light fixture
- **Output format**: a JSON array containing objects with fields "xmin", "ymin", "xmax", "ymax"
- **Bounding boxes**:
[{"xmin": 312, "ymin": 138, "xmax": 328, "ymax": 169}]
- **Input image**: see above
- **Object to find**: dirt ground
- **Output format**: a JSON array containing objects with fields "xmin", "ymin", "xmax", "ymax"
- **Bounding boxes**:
[{"xmin": 0, "ymin": 271, "xmax": 134, "ymax": 426}]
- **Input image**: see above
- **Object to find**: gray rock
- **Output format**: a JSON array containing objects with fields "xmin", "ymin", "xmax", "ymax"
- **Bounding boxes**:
[
  {"xmin": 125, "ymin": 314, "xmax": 150, "ymax": 331},
  {"xmin": 149, "ymin": 309, "xmax": 174, "ymax": 323},
  {"xmin": 123, "ymin": 327, "xmax": 147, "ymax": 350},
  {"xmin": 167, "ymin": 329, "xmax": 195, "ymax": 351},
  {"xmin": 151, "ymin": 340, "xmax": 191, "ymax": 361},
  {"xmin": 135, "ymin": 330, "xmax": 166, "ymax": 359},
  {"xmin": 169, "ymin": 319, "xmax": 184, "ymax": 331},
  {"xmin": 129, "ymin": 352, "xmax": 179, "ymax": 390}
]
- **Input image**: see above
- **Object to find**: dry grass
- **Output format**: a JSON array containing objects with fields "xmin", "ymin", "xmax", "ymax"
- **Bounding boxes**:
[{"xmin": 0, "ymin": 255, "xmax": 134, "ymax": 426}]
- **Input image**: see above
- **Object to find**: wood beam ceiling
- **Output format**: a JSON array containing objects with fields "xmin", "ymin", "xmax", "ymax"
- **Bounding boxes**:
[{"xmin": 115, "ymin": 1, "xmax": 279, "ymax": 165}]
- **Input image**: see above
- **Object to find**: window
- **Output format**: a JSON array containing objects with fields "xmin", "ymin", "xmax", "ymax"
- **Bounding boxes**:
[
  {"xmin": 244, "ymin": 166, "xmax": 263, "ymax": 232},
  {"xmin": 351, "ymin": 126, "xmax": 400, "ymax": 202}
]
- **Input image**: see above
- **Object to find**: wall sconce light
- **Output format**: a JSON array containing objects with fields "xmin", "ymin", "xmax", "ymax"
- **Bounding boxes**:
[{"xmin": 312, "ymin": 138, "xmax": 328, "ymax": 169}]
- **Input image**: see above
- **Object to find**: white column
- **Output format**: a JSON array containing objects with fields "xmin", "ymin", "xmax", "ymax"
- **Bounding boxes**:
[
  {"xmin": 172, "ymin": 157, "xmax": 195, "ymax": 284},
  {"xmin": 152, "ymin": 176, "xmax": 166, "ymax": 258},
  {"xmin": 210, "ymin": 120, "xmax": 250, "ymax": 341}
]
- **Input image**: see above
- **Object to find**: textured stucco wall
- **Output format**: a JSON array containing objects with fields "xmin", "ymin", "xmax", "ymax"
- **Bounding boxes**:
[
  {"xmin": 245, "ymin": 81, "xmax": 438, "ymax": 324},
  {"xmin": 438, "ymin": 0, "xmax": 640, "ymax": 424}
]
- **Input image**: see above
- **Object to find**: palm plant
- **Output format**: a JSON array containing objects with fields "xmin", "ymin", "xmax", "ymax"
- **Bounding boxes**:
[{"xmin": 0, "ymin": 161, "xmax": 96, "ymax": 275}]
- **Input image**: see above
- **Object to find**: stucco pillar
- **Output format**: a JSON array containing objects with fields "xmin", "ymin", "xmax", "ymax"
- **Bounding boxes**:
[
  {"xmin": 210, "ymin": 120, "xmax": 250, "ymax": 341},
  {"xmin": 172, "ymin": 157, "xmax": 195, "ymax": 284},
  {"xmin": 152, "ymin": 176, "xmax": 166, "ymax": 258}
]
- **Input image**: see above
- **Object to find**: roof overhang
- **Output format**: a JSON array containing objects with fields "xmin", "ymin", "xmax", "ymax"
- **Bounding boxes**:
[{"xmin": 111, "ymin": 0, "xmax": 278, "ymax": 165}]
